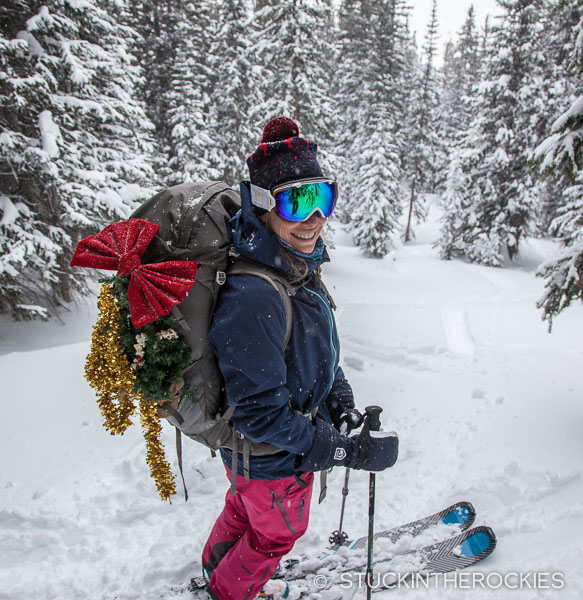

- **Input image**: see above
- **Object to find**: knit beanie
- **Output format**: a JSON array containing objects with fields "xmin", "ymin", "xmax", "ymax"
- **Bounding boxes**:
[{"xmin": 246, "ymin": 117, "xmax": 323, "ymax": 190}]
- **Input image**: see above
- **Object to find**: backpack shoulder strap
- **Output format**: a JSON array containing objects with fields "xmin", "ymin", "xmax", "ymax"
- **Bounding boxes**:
[
  {"xmin": 312, "ymin": 270, "xmax": 337, "ymax": 310},
  {"xmin": 227, "ymin": 259, "xmax": 294, "ymax": 349}
]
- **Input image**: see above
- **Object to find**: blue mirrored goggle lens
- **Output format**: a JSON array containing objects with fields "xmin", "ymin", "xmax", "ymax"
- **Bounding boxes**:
[{"xmin": 274, "ymin": 182, "xmax": 337, "ymax": 222}]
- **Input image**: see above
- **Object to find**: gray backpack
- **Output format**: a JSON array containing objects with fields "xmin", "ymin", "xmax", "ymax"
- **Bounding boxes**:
[{"xmin": 131, "ymin": 181, "xmax": 306, "ymax": 496}]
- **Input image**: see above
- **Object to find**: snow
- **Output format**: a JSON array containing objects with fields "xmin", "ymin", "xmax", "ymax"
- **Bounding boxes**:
[
  {"xmin": 53, "ymin": 95, "xmax": 105, "ymax": 116},
  {"xmin": 15, "ymin": 304, "xmax": 49, "ymax": 319},
  {"xmin": 0, "ymin": 196, "xmax": 19, "ymax": 226},
  {"xmin": 38, "ymin": 110, "xmax": 61, "ymax": 158},
  {"xmin": 118, "ymin": 183, "xmax": 148, "ymax": 204},
  {"xmin": 96, "ymin": 188, "xmax": 130, "ymax": 218},
  {"xmin": 73, "ymin": 168, "xmax": 108, "ymax": 184},
  {"xmin": 26, "ymin": 5, "xmax": 52, "ymax": 30},
  {"xmin": 15, "ymin": 30, "xmax": 44, "ymax": 57},
  {"xmin": 497, "ymin": 73, "xmax": 511, "ymax": 88},
  {"xmin": 552, "ymin": 95, "xmax": 583, "ymax": 132},
  {"xmin": 1, "ymin": 199, "xmax": 583, "ymax": 599}
]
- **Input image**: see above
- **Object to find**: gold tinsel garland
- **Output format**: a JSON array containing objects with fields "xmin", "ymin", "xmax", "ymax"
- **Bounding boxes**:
[
  {"xmin": 139, "ymin": 399, "xmax": 176, "ymax": 500},
  {"xmin": 85, "ymin": 284, "xmax": 176, "ymax": 501}
]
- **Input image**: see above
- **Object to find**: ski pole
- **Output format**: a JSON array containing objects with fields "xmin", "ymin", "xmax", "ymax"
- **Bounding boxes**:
[
  {"xmin": 364, "ymin": 405, "xmax": 383, "ymax": 600},
  {"xmin": 329, "ymin": 468, "xmax": 351, "ymax": 547},
  {"xmin": 329, "ymin": 410, "xmax": 367, "ymax": 547}
]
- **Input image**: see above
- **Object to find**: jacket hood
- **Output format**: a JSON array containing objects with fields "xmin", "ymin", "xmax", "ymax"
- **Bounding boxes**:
[{"xmin": 228, "ymin": 181, "xmax": 330, "ymax": 278}]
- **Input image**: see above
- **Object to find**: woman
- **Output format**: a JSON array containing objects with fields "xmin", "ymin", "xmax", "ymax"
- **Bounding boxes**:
[{"xmin": 202, "ymin": 117, "xmax": 398, "ymax": 600}]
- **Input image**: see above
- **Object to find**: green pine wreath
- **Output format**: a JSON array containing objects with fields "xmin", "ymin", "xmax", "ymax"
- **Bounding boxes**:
[{"xmin": 102, "ymin": 275, "xmax": 194, "ymax": 404}]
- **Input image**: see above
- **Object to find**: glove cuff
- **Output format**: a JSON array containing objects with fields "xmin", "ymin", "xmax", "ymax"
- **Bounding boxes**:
[{"xmin": 297, "ymin": 419, "xmax": 356, "ymax": 472}]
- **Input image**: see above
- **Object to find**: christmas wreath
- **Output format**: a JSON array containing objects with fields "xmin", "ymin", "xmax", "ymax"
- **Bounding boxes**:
[{"xmin": 71, "ymin": 218, "xmax": 198, "ymax": 500}]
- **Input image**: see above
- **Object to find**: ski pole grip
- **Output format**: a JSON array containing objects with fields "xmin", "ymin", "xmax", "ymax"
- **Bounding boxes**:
[
  {"xmin": 356, "ymin": 406, "xmax": 383, "ymax": 470},
  {"xmin": 364, "ymin": 405, "xmax": 383, "ymax": 432}
]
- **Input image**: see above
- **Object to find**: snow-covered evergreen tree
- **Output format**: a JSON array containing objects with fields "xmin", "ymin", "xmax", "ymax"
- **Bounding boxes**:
[
  {"xmin": 335, "ymin": 0, "xmax": 373, "ymax": 218},
  {"xmin": 0, "ymin": 0, "xmax": 156, "ymax": 319},
  {"xmin": 209, "ymin": 0, "xmax": 255, "ymax": 184},
  {"xmin": 440, "ymin": 39, "xmax": 458, "ymax": 150},
  {"xmin": 127, "ymin": 0, "xmax": 184, "ymax": 181},
  {"xmin": 438, "ymin": 0, "xmax": 547, "ymax": 266},
  {"xmin": 350, "ymin": 105, "xmax": 404, "ymax": 258},
  {"xmin": 533, "ymin": 0, "xmax": 582, "ymax": 233},
  {"xmin": 440, "ymin": 5, "xmax": 481, "ymax": 148},
  {"xmin": 403, "ymin": 0, "xmax": 441, "ymax": 242},
  {"xmin": 247, "ymin": 0, "xmax": 337, "ymax": 172},
  {"xmin": 534, "ymin": 1, "xmax": 583, "ymax": 328},
  {"xmin": 438, "ymin": 5, "xmax": 485, "ymax": 255},
  {"xmin": 438, "ymin": 150, "xmax": 469, "ymax": 260},
  {"xmin": 338, "ymin": 0, "xmax": 408, "ymax": 257},
  {"xmin": 165, "ymin": 0, "xmax": 221, "ymax": 184}
]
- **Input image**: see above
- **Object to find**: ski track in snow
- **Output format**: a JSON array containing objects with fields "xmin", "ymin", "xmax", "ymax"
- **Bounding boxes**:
[
  {"xmin": 440, "ymin": 304, "xmax": 475, "ymax": 357},
  {"xmin": 2, "ymin": 200, "xmax": 583, "ymax": 599}
]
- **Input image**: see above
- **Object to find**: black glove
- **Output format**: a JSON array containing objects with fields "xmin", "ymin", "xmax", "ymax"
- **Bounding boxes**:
[
  {"xmin": 337, "ymin": 408, "xmax": 364, "ymax": 435},
  {"xmin": 297, "ymin": 418, "xmax": 398, "ymax": 473},
  {"xmin": 327, "ymin": 377, "xmax": 356, "ymax": 429}
]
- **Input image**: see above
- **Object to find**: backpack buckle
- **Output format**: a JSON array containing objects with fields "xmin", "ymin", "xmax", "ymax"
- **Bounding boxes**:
[{"xmin": 216, "ymin": 271, "xmax": 226, "ymax": 285}]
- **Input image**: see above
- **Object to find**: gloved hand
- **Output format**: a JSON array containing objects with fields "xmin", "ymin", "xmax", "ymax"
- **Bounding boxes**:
[
  {"xmin": 297, "ymin": 418, "xmax": 398, "ymax": 473},
  {"xmin": 327, "ymin": 376, "xmax": 357, "ymax": 431},
  {"xmin": 337, "ymin": 408, "xmax": 364, "ymax": 435}
]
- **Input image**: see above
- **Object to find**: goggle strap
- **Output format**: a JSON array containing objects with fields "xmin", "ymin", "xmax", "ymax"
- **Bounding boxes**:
[{"xmin": 250, "ymin": 184, "xmax": 275, "ymax": 211}]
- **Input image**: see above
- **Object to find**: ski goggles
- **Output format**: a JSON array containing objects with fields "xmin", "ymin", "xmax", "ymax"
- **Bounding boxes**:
[{"xmin": 250, "ymin": 178, "xmax": 338, "ymax": 222}]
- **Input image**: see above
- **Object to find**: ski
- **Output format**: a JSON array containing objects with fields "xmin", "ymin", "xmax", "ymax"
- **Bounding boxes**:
[
  {"xmin": 345, "ymin": 524, "xmax": 497, "ymax": 584},
  {"xmin": 278, "ymin": 500, "xmax": 475, "ymax": 580},
  {"xmin": 349, "ymin": 500, "xmax": 475, "ymax": 550},
  {"xmin": 288, "ymin": 525, "xmax": 497, "ymax": 597}
]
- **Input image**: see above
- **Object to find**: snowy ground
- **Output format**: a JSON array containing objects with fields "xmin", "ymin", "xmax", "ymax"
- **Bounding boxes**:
[{"xmin": 1, "ymin": 200, "xmax": 582, "ymax": 600}]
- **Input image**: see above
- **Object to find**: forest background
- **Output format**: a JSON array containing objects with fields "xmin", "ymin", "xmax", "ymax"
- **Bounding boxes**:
[{"xmin": 1, "ymin": 0, "xmax": 582, "ymax": 328}]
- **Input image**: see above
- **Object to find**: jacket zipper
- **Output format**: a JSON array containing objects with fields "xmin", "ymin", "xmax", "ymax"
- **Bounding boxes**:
[{"xmin": 304, "ymin": 286, "xmax": 337, "ymax": 387}]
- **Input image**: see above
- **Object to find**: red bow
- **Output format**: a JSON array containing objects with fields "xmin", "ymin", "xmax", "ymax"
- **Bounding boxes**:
[{"xmin": 71, "ymin": 219, "xmax": 197, "ymax": 328}]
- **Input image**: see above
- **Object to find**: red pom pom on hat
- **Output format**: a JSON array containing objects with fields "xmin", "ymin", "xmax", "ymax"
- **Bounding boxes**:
[{"xmin": 260, "ymin": 116, "xmax": 299, "ymax": 143}]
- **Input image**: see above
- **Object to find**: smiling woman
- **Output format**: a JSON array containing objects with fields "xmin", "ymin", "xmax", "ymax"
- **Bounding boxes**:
[{"xmin": 199, "ymin": 117, "xmax": 399, "ymax": 600}]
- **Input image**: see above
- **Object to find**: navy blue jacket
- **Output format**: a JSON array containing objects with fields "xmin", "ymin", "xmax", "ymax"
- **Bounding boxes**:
[{"xmin": 209, "ymin": 182, "xmax": 354, "ymax": 480}]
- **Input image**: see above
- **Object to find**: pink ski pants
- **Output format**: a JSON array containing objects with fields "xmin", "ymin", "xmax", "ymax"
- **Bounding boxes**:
[{"xmin": 202, "ymin": 465, "xmax": 314, "ymax": 600}]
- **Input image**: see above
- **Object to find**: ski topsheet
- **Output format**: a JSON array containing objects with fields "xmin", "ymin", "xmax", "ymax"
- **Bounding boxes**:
[
  {"xmin": 348, "ymin": 500, "xmax": 475, "ymax": 550},
  {"xmin": 339, "ymin": 525, "xmax": 497, "ymax": 588},
  {"xmin": 278, "ymin": 500, "xmax": 476, "ymax": 580},
  {"xmin": 293, "ymin": 525, "xmax": 497, "ymax": 597}
]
